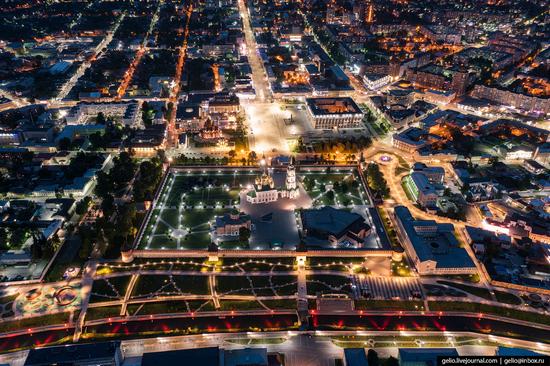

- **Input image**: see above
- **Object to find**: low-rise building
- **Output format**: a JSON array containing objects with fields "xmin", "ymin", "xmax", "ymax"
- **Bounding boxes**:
[
  {"xmin": 363, "ymin": 73, "xmax": 391, "ymax": 90},
  {"xmin": 24, "ymin": 341, "xmax": 123, "ymax": 366},
  {"xmin": 403, "ymin": 172, "xmax": 440, "ymax": 208},
  {"xmin": 343, "ymin": 348, "xmax": 369, "ymax": 366},
  {"xmin": 392, "ymin": 127, "xmax": 429, "ymax": 153},
  {"xmin": 301, "ymin": 206, "xmax": 371, "ymax": 248},
  {"xmin": 411, "ymin": 162, "xmax": 445, "ymax": 184},
  {"xmin": 399, "ymin": 348, "xmax": 459, "ymax": 366},
  {"xmin": 523, "ymin": 159, "xmax": 546, "ymax": 175},
  {"xmin": 394, "ymin": 206, "xmax": 476, "ymax": 275},
  {"xmin": 305, "ymin": 97, "xmax": 364, "ymax": 129},
  {"xmin": 215, "ymin": 210, "xmax": 251, "ymax": 236},
  {"xmin": 65, "ymin": 101, "xmax": 141, "ymax": 127},
  {"xmin": 175, "ymin": 102, "xmax": 203, "ymax": 132}
]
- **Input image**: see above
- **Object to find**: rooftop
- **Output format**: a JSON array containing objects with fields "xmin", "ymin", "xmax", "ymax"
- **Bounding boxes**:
[
  {"xmin": 301, "ymin": 206, "xmax": 370, "ymax": 240},
  {"xmin": 394, "ymin": 206, "xmax": 475, "ymax": 269},
  {"xmin": 399, "ymin": 348, "xmax": 459, "ymax": 365},
  {"xmin": 24, "ymin": 341, "xmax": 121, "ymax": 366},
  {"xmin": 305, "ymin": 97, "xmax": 362, "ymax": 116},
  {"xmin": 142, "ymin": 347, "xmax": 220, "ymax": 366}
]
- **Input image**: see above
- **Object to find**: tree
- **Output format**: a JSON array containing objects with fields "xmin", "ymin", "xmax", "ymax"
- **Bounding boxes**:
[
  {"xmin": 142, "ymin": 102, "xmax": 155, "ymax": 127},
  {"xmin": 10, "ymin": 228, "xmax": 28, "ymax": 248},
  {"xmin": 101, "ymin": 194, "xmax": 115, "ymax": 217},
  {"xmin": 45, "ymin": 233, "xmax": 62, "ymax": 256},
  {"xmin": 58, "ymin": 137, "xmax": 71, "ymax": 151},
  {"xmin": 30, "ymin": 235, "xmax": 45, "ymax": 260},
  {"xmin": 75, "ymin": 196, "xmax": 92, "ymax": 215},
  {"xmin": 89, "ymin": 132, "xmax": 105, "ymax": 150},
  {"xmin": 248, "ymin": 151, "xmax": 257, "ymax": 163},
  {"xmin": 384, "ymin": 357, "xmax": 399, "ymax": 366},
  {"xmin": 156, "ymin": 149, "xmax": 166, "ymax": 163},
  {"xmin": 228, "ymin": 150, "xmax": 236, "ymax": 161},
  {"xmin": 303, "ymin": 176, "xmax": 315, "ymax": 192},
  {"xmin": 78, "ymin": 226, "xmax": 94, "ymax": 260},
  {"xmin": 134, "ymin": 159, "xmax": 163, "ymax": 202},
  {"xmin": 367, "ymin": 349, "xmax": 380, "ymax": 366},
  {"xmin": 96, "ymin": 112, "xmax": 106, "ymax": 125},
  {"xmin": 326, "ymin": 190, "xmax": 335, "ymax": 201},
  {"xmin": 0, "ymin": 228, "xmax": 8, "ymax": 251},
  {"xmin": 95, "ymin": 171, "xmax": 114, "ymax": 198},
  {"xmin": 239, "ymin": 226, "xmax": 251, "ymax": 243}
]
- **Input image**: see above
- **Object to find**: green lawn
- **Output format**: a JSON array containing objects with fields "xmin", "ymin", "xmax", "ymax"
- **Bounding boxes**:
[
  {"xmin": 85, "ymin": 306, "xmax": 121, "ymax": 321},
  {"xmin": 355, "ymin": 300, "xmax": 424, "ymax": 311},
  {"xmin": 0, "ymin": 312, "xmax": 72, "ymax": 333},
  {"xmin": 437, "ymin": 281, "xmax": 492, "ymax": 300},
  {"xmin": 301, "ymin": 170, "xmax": 368, "ymax": 207},
  {"xmin": 216, "ymin": 275, "xmax": 297, "ymax": 296},
  {"xmin": 220, "ymin": 258, "xmax": 295, "ymax": 272},
  {"xmin": 126, "ymin": 300, "xmax": 215, "ymax": 316},
  {"xmin": 307, "ymin": 275, "xmax": 352, "ymax": 295},
  {"xmin": 307, "ymin": 257, "xmax": 365, "ymax": 272},
  {"xmin": 131, "ymin": 275, "xmax": 210, "ymax": 298},
  {"xmin": 160, "ymin": 208, "xmax": 179, "ymax": 228},
  {"xmin": 138, "ymin": 172, "xmax": 261, "ymax": 249},
  {"xmin": 494, "ymin": 290, "xmax": 522, "ymax": 305},
  {"xmin": 90, "ymin": 276, "xmax": 131, "ymax": 303},
  {"xmin": 97, "ymin": 258, "xmax": 212, "ymax": 274},
  {"xmin": 428, "ymin": 302, "xmax": 550, "ymax": 326}
]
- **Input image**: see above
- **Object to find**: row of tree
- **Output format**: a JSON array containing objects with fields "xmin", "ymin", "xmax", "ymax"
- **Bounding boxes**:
[{"xmin": 366, "ymin": 163, "xmax": 389, "ymax": 198}]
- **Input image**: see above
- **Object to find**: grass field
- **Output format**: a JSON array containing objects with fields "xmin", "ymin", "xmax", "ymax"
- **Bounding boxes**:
[
  {"xmin": 85, "ymin": 306, "xmax": 121, "ymax": 321},
  {"xmin": 437, "ymin": 281, "xmax": 492, "ymax": 300},
  {"xmin": 138, "ymin": 171, "xmax": 260, "ymax": 250},
  {"xmin": 307, "ymin": 274, "xmax": 353, "ymax": 296},
  {"xmin": 90, "ymin": 276, "xmax": 131, "ymax": 303},
  {"xmin": 301, "ymin": 170, "xmax": 369, "ymax": 207},
  {"xmin": 126, "ymin": 300, "xmax": 215, "ymax": 316},
  {"xmin": 131, "ymin": 275, "xmax": 210, "ymax": 298},
  {"xmin": 428, "ymin": 301, "xmax": 550, "ymax": 326},
  {"xmin": 216, "ymin": 275, "xmax": 297, "ymax": 297}
]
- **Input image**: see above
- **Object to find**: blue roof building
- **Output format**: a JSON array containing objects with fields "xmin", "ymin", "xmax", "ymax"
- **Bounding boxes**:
[
  {"xmin": 496, "ymin": 347, "xmax": 544, "ymax": 357},
  {"xmin": 394, "ymin": 206, "xmax": 476, "ymax": 275},
  {"xmin": 399, "ymin": 348, "xmax": 459, "ymax": 366},
  {"xmin": 343, "ymin": 348, "xmax": 369, "ymax": 366},
  {"xmin": 142, "ymin": 347, "xmax": 220, "ymax": 366}
]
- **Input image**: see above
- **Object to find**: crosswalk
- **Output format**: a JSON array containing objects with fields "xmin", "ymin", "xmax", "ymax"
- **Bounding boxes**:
[{"xmin": 352, "ymin": 276, "xmax": 423, "ymax": 300}]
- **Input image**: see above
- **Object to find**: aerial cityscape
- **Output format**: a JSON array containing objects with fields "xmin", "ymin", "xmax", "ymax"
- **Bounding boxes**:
[{"xmin": 0, "ymin": 0, "xmax": 548, "ymax": 365}]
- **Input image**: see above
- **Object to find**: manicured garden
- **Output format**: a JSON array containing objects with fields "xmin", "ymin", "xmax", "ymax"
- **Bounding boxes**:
[
  {"xmin": 131, "ymin": 275, "xmax": 210, "ymax": 298},
  {"xmin": 301, "ymin": 169, "xmax": 369, "ymax": 207},
  {"xmin": 138, "ymin": 171, "xmax": 260, "ymax": 250},
  {"xmin": 306, "ymin": 275, "xmax": 353, "ymax": 296},
  {"xmin": 428, "ymin": 301, "xmax": 550, "ymax": 326},
  {"xmin": 90, "ymin": 276, "xmax": 132, "ymax": 303}
]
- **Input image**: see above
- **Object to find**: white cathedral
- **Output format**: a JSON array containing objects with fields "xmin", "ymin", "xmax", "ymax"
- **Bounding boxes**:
[{"xmin": 245, "ymin": 157, "xmax": 299, "ymax": 204}]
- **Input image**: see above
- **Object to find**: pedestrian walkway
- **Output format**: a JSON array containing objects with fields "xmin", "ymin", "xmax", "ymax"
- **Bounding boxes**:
[{"xmin": 353, "ymin": 276, "xmax": 422, "ymax": 300}]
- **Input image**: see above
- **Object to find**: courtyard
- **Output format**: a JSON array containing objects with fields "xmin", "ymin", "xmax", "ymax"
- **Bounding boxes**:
[{"xmin": 136, "ymin": 166, "xmax": 383, "ymax": 251}]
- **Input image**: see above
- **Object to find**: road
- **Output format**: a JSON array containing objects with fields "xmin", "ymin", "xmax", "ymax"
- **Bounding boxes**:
[
  {"xmin": 236, "ymin": 0, "xmax": 293, "ymax": 154},
  {"xmin": 237, "ymin": 0, "xmax": 270, "ymax": 101},
  {"xmin": 2, "ymin": 312, "xmax": 549, "ymax": 359},
  {"xmin": 167, "ymin": 2, "xmax": 193, "ymax": 147},
  {"xmin": 54, "ymin": 13, "xmax": 126, "ymax": 102}
]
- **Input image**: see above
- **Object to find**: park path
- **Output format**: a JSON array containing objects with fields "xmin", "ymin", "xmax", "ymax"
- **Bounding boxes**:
[
  {"xmin": 297, "ymin": 260, "xmax": 308, "ymax": 312},
  {"xmin": 209, "ymin": 268, "xmax": 221, "ymax": 309},
  {"xmin": 120, "ymin": 274, "xmax": 140, "ymax": 316},
  {"xmin": 73, "ymin": 260, "xmax": 98, "ymax": 342}
]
